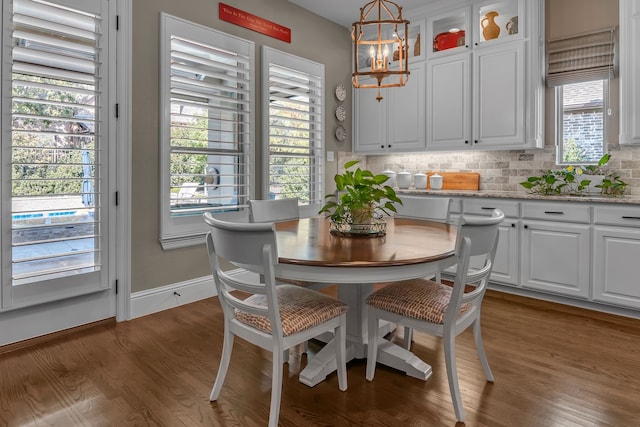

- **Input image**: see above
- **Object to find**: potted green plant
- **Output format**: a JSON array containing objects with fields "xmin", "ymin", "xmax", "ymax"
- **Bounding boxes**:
[
  {"xmin": 520, "ymin": 153, "xmax": 627, "ymax": 196},
  {"xmin": 319, "ymin": 160, "xmax": 402, "ymax": 235}
]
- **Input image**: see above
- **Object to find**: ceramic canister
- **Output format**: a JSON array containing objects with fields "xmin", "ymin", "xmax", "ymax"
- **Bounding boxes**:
[
  {"xmin": 381, "ymin": 169, "xmax": 396, "ymax": 187},
  {"xmin": 396, "ymin": 171, "xmax": 411, "ymax": 189},
  {"xmin": 429, "ymin": 173, "xmax": 443, "ymax": 190},
  {"xmin": 414, "ymin": 173, "xmax": 427, "ymax": 189}
]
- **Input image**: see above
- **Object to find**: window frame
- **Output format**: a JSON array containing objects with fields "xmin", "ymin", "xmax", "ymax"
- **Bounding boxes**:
[
  {"xmin": 555, "ymin": 79, "xmax": 609, "ymax": 166},
  {"xmin": 159, "ymin": 14, "xmax": 255, "ymax": 249},
  {"xmin": 261, "ymin": 46, "xmax": 324, "ymax": 207}
]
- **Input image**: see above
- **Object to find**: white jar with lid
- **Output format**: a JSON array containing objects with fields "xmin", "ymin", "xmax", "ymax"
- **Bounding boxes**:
[
  {"xmin": 396, "ymin": 171, "xmax": 411, "ymax": 189},
  {"xmin": 429, "ymin": 173, "xmax": 443, "ymax": 190},
  {"xmin": 413, "ymin": 173, "xmax": 427, "ymax": 189},
  {"xmin": 381, "ymin": 169, "xmax": 396, "ymax": 187}
]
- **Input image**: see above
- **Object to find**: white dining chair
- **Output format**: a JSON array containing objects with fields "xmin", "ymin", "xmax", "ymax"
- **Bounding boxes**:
[
  {"xmin": 394, "ymin": 195, "xmax": 452, "ymax": 222},
  {"xmin": 394, "ymin": 195, "xmax": 452, "ymax": 348},
  {"xmin": 203, "ymin": 213, "xmax": 348, "ymax": 427},
  {"xmin": 365, "ymin": 209, "xmax": 504, "ymax": 422},
  {"xmin": 248, "ymin": 198, "xmax": 300, "ymax": 223}
]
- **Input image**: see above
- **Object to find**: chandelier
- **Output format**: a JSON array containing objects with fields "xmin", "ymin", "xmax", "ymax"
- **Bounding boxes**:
[{"xmin": 351, "ymin": 0, "xmax": 410, "ymax": 102}]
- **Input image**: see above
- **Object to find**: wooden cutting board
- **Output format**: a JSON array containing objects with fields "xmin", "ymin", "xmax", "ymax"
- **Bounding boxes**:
[{"xmin": 424, "ymin": 172, "xmax": 480, "ymax": 190}]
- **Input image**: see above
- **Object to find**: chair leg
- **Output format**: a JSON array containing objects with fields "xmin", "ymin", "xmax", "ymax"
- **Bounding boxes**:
[
  {"xmin": 210, "ymin": 328, "xmax": 234, "ymax": 401},
  {"xmin": 472, "ymin": 317, "xmax": 495, "ymax": 382},
  {"xmin": 365, "ymin": 308, "xmax": 379, "ymax": 381},
  {"xmin": 335, "ymin": 316, "xmax": 348, "ymax": 391},
  {"xmin": 402, "ymin": 326, "xmax": 413, "ymax": 350},
  {"xmin": 443, "ymin": 331, "xmax": 465, "ymax": 422},
  {"xmin": 283, "ymin": 348, "xmax": 289, "ymax": 363},
  {"xmin": 268, "ymin": 345, "xmax": 284, "ymax": 427}
]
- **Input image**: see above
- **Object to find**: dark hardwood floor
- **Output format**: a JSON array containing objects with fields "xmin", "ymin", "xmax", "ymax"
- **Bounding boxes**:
[{"xmin": 1, "ymin": 289, "xmax": 639, "ymax": 426}]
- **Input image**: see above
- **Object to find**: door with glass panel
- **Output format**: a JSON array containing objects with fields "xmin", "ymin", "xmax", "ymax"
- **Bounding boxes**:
[{"xmin": 1, "ymin": 0, "xmax": 116, "ymax": 320}]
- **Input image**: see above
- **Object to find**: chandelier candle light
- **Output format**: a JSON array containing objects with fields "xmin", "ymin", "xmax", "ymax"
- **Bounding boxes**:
[{"xmin": 352, "ymin": 0, "xmax": 410, "ymax": 102}]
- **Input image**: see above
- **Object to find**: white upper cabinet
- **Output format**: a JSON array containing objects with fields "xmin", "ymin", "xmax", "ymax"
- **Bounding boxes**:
[
  {"xmin": 424, "ymin": 0, "xmax": 543, "ymax": 151},
  {"xmin": 353, "ymin": 61, "xmax": 426, "ymax": 153},
  {"xmin": 620, "ymin": 0, "xmax": 640, "ymax": 145}
]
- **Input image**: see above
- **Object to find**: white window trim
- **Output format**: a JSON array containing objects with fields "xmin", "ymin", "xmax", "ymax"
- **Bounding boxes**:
[
  {"xmin": 261, "ymin": 46, "xmax": 324, "ymax": 205},
  {"xmin": 159, "ymin": 14, "xmax": 255, "ymax": 249}
]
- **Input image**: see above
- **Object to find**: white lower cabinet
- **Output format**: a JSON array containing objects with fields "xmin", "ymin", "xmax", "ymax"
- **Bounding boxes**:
[
  {"xmin": 521, "ymin": 220, "xmax": 591, "ymax": 298},
  {"xmin": 462, "ymin": 199, "xmax": 520, "ymax": 286},
  {"xmin": 592, "ymin": 206, "xmax": 640, "ymax": 309},
  {"xmin": 521, "ymin": 202, "xmax": 591, "ymax": 298}
]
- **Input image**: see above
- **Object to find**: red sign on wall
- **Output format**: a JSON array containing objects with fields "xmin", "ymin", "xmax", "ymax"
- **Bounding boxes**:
[{"xmin": 219, "ymin": 3, "xmax": 291, "ymax": 43}]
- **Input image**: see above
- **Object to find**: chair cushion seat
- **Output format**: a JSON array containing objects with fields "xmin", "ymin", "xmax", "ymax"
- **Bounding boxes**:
[
  {"xmin": 235, "ymin": 285, "xmax": 348, "ymax": 336},
  {"xmin": 366, "ymin": 279, "xmax": 470, "ymax": 324}
]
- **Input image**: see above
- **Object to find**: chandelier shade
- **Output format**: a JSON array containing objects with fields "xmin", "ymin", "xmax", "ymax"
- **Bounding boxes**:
[{"xmin": 352, "ymin": 0, "xmax": 410, "ymax": 101}]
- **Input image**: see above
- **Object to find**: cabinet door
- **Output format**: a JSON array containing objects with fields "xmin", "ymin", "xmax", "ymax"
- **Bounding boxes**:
[
  {"xmin": 353, "ymin": 78, "xmax": 387, "ymax": 153},
  {"xmin": 491, "ymin": 219, "xmax": 519, "ymax": 286},
  {"xmin": 620, "ymin": 0, "xmax": 640, "ymax": 144},
  {"xmin": 593, "ymin": 226, "xmax": 640, "ymax": 309},
  {"xmin": 387, "ymin": 62, "xmax": 425, "ymax": 151},
  {"xmin": 426, "ymin": 53, "xmax": 471, "ymax": 150},
  {"xmin": 521, "ymin": 221, "xmax": 590, "ymax": 298},
  {"xmin": 473, "ymin": 42, "xmax": 525, "ymax": 148}
]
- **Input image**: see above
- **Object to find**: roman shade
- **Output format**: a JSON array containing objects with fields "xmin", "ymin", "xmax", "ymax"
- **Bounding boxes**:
[{"xmin": 546, "ymin": 27, "xmax": 616, "ymax": 87}]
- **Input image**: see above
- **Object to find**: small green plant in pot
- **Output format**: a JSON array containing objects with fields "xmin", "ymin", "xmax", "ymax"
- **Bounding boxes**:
[{"xmin": 319, "ymin": 160, "xmax": 402, "ymax": 235}]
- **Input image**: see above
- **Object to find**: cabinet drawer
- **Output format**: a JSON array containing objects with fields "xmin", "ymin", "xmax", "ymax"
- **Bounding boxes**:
[
  {"xmin": 522, "ymin": 201, "xmax": 590, "ymax": 223},
  {"xmin": 463, "ymin": 198, "xmax": 519, "ymax": 218},
  {"xmin": 593, "ymin": 205, "xmax": 640, "ymax": 227}
]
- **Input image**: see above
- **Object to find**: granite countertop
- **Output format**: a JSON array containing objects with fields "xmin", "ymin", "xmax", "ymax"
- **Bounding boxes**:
[{"xmin": 398, "ymin": 189, "xmax": 640, "ymax": 205}]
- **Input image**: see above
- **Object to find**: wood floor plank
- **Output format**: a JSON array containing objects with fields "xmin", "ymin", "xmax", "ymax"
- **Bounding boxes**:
[{"xmin": 1, "ymin": 290, "xmax": 639, "ymax": 426}]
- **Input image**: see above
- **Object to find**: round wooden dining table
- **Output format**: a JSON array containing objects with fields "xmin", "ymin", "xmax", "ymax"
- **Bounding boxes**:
[{"xmin": 273, "ymin": 216, "xmax": 458, "ymax": 387}]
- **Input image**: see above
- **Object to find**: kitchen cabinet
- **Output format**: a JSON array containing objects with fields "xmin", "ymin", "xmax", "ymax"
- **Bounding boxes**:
[
  {"xmin": 620, "ymin": 0, "xmax": 640, "ymax": 145},
  {"xmin": 427, "ymin": 43, "xmax": 524, "ymax": 150},
  {"xmin": 424, "ymin": 0, "xmax": 542, "ymax": 151},
  {"xmin": 592, "ymin": 206, "xmax": 640, "ymax": 309},
  {"xmin": 462, "ymin": 198, "xmax": 520, "ymax": 286},
  {"xmin": 353, "ymin": 62, "xmax": 425, "ymax": 153},
  {"xmin": 521, "ymin": 202, "xmax": 590, "ymax": 299}
]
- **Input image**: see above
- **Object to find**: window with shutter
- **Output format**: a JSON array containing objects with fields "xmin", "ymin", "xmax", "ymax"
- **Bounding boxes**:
[
  {"xmin": 262, "ymin": 47, "xmax": 324, "ymax": 205},
  {"xmin": 159, "ymin": 14, "xmax": 254, "ymax": 248},
  {"xmin": 2, "ymin": 0, "xmax": 111, "ymax": 306}
]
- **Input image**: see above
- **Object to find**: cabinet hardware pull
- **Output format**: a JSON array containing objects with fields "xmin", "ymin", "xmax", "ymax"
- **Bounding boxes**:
[
  {"xmin": 511, "ymin": 223, "xmax": 515, "ymax": 227},
  {"xmin": 481, "ymin": 207, "xmax": 495, "ymax": 210},
  {"xmin": 474, "ymin": 140, "xmax": 478, "ymax": 144},
  {"xmin": 524, "ymin": 224, "xmax": 528, "ymax": 229},
  {"xmin": 622, "ymin": 216, "xmax": 640, "ymax": 220},
  {"xmin": 544, "ymin": 211, "xmax": 564, "ymax": 215},
  {"xmin": 465, "ymin": 140, "xmax": 469, "ymax": 144}
]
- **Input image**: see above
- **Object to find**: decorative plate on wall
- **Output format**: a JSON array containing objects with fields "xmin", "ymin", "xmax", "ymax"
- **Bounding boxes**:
[
  {"xmin": 335, "ymin": 125, "xmax": 347, "ymax": 142},
  {"xmin": 335, "ymin": 84, "xmax": 347, "ymax": 101},
  {"xmin": 335, "ymin": 104, "xmax": 346, "ymax": 122}
]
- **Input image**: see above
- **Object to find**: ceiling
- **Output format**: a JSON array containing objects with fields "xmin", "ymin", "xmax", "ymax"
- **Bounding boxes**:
[{"xmin": 288, "ymin": 0, "xmax": 438, "ymax": 29}]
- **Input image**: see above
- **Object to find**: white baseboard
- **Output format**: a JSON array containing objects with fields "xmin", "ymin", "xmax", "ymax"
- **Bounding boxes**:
[{"xmin": 130, "ymin": 269, "xmax": 258, "ymax": 319}]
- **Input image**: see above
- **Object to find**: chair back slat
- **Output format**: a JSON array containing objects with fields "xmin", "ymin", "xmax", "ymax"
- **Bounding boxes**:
[
  {"xmin": 249, "ymin": 198, "xmax": 300, "ymax": 223},
  {"xmin": 395, "ymin": 196, "xmax": 452, "ymax": 222}
]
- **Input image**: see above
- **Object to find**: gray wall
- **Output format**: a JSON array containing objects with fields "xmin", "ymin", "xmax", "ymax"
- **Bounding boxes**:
[{"xmin": 131, "ymin": 0, "xmax": 351, "ymax": 292}]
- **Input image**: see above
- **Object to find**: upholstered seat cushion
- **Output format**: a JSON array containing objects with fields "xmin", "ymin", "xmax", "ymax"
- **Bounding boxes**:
[
  {"xmin": 235, "ymin": 284, "xmax": 348, "ymax": 336},
  {"xmin": 366, "ymin": 279, "xmax": 470, "ymax": 324}
]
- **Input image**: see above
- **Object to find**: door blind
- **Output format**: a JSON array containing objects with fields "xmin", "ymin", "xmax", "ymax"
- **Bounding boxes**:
[
  {"xmin": 266, "ymin": 61, "xmax": 323, "ymax": 204},
  {"xmin": 10, "ymin": 0, "xmax": 102, "ymax": 285}
]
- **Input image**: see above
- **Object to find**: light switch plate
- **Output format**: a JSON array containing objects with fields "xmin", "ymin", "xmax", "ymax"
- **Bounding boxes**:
[{"xmin": 326, "ymin": 151, "xmax": 335, "ymax": 162}]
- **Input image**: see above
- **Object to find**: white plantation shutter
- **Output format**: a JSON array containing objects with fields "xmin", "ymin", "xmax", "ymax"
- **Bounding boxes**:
[
  {"xmin": 160, "ymin": 14, "xmax": 254, "ymax": 246},
  {"xmin": 547, "ymin": 27, "xmax": 616, "ymax": 87},
  {"xmin": 263, "ymin": 47, "xmax": 323, "ymax": 205},
  {"xmin": 9, "ymin": 0, "xmax": 104, "ymax": 286}
]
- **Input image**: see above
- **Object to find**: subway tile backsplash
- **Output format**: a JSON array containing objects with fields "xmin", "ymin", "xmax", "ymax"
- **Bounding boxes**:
[{"xmin": 338, "ymin": 145, "xmax": 640, "ymax": 196}]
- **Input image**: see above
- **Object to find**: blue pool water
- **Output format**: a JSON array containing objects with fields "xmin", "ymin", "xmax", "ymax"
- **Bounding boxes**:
[{"xmin": 12, "ymin": 211, "xmax": 77, "ymax": 220}]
